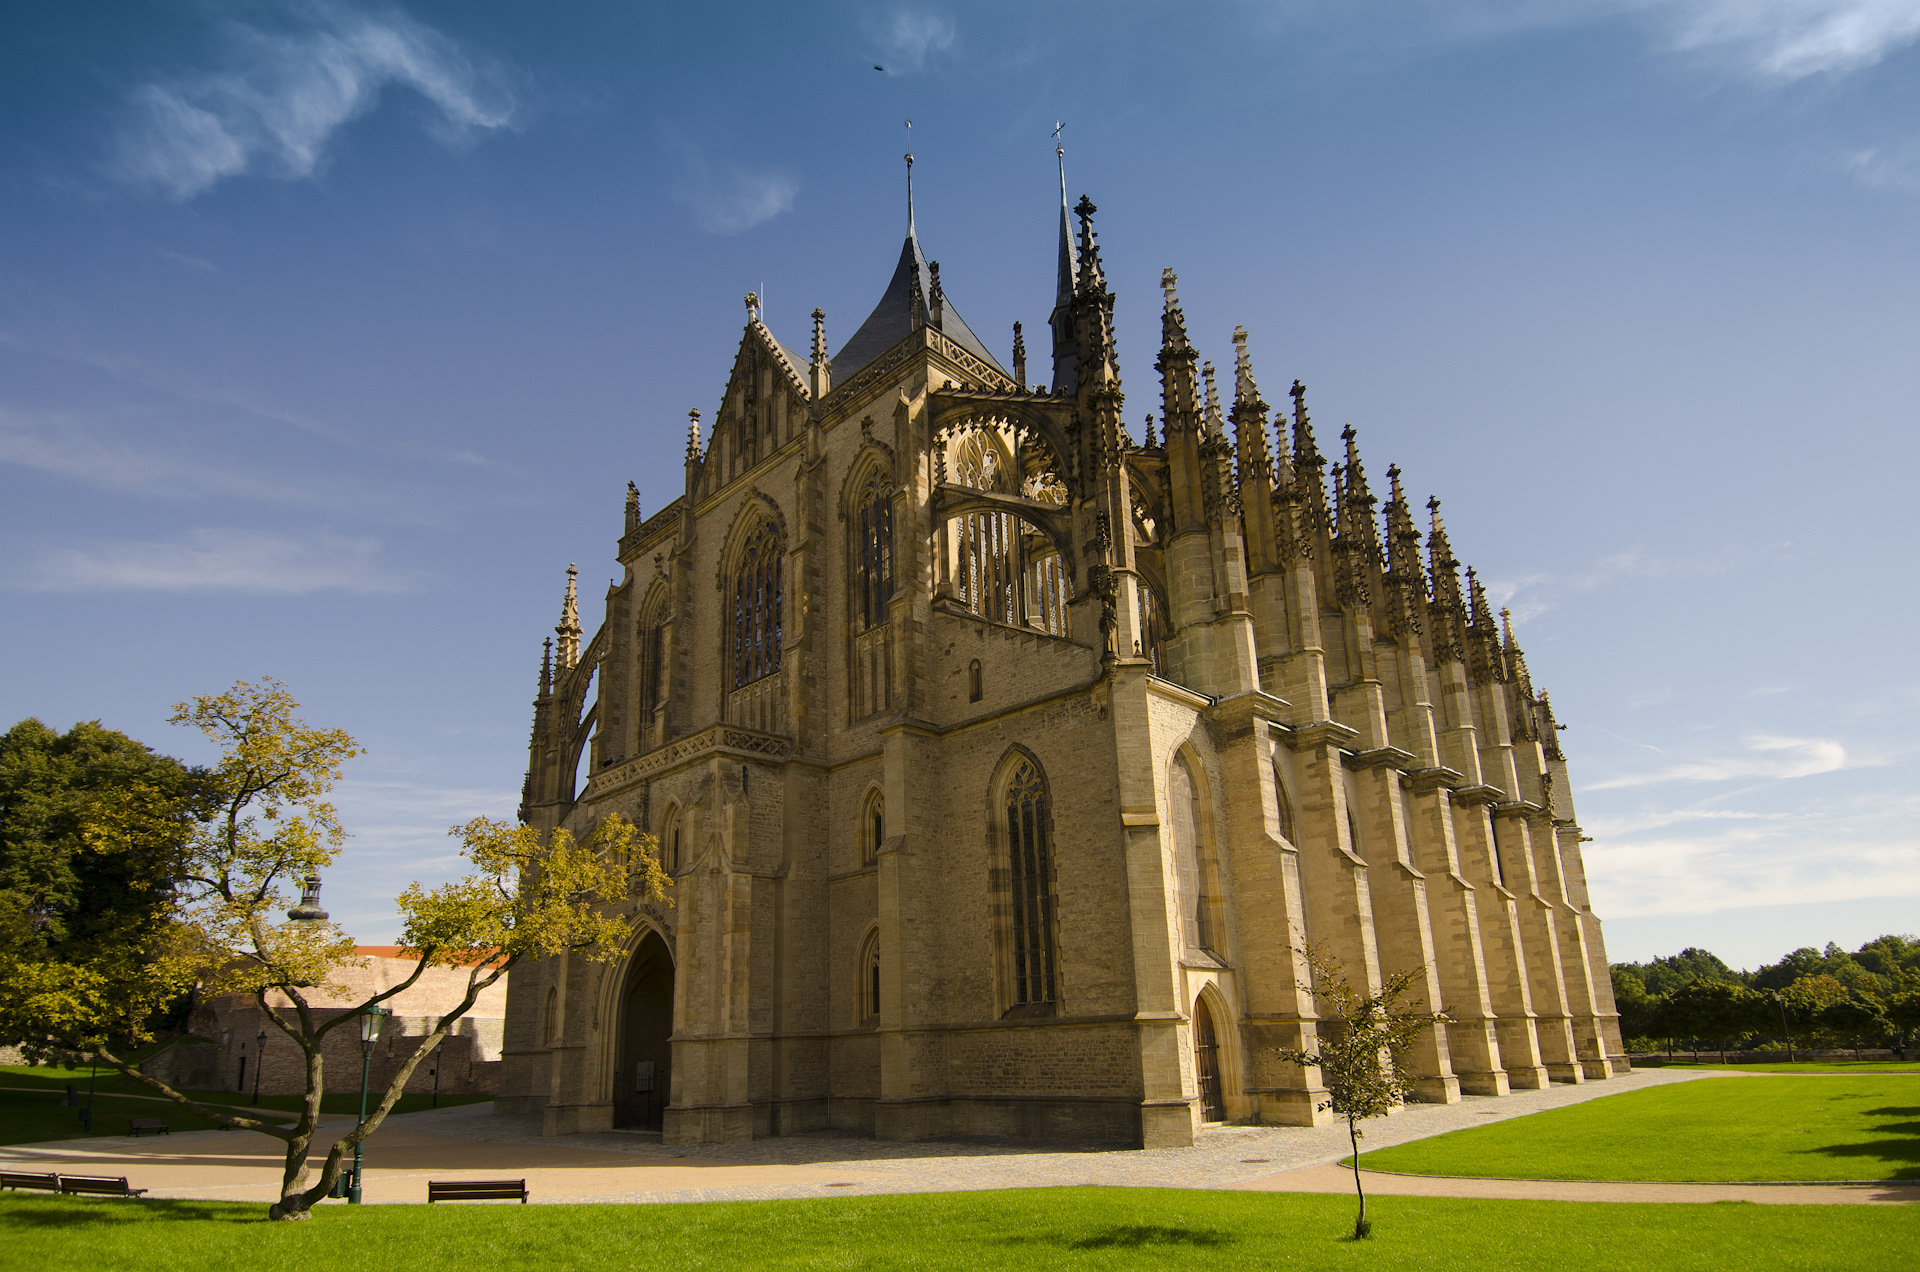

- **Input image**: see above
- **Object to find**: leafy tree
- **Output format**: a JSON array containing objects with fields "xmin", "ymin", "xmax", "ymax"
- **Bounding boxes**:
[
  {"xmin": 1853, "ymin": 934, "xmax": 1920, "ymax": 980},
  {"xmin": 1884, "ymin": 988, "xmax": 1920, "ymax": 1059},
  {"xmin": 1820, "ymin": 992, "xmax": 1887, "ymax": 1059},
  {"xmin": 1751, "ymin": 947, "xmax": 1832, "ymax": 992},
  {"xmin": 1664, "ymin": 980, "xmax": 1770, "ymax": 1063},
  {"xmin": 1274, "ymin": 944, "xmax": 1450, "ymax": 1240},
  {"xmin": 1610, "ymin": 966, "xmax": 1661, "ymax": 1047},
  {"xmin": 0, "ymin": 718, "xmax": 203, "ymax": 990},
  {"xmin": 1627, "ymin": 947, "xmax": 1743, "ymax": 997},
  {"xmin": 0, "ymin": 679, "xmax": 671, "ymax": 1221}
]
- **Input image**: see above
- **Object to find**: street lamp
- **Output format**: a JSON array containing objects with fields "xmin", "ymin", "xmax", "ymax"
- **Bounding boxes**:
[
  {"xmin": 348, "ymin": 1004, "xmax": 390, "ymax": 1205},
  {"xmin": 252, "ymin": 1029, "xmax": 266, "ymax": 1105},
  {"xmin": 1773, "ymin": 991, "xmax": 1796, "ymax": 1064}
]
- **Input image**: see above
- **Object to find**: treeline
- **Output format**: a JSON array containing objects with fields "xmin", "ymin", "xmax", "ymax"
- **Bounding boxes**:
[{"xmin": 1610, "ymin": 935, "xmax": 1920, "ymax": 1058}]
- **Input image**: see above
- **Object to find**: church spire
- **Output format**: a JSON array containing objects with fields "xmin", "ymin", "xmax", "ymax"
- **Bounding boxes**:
[
  {"xmin": 1048, "ymin": 137, "xmax": 1080, "ymax": 392},
  {"xmin": 905, "ymin": 150, "xmax": 916, "ymax": 238}
]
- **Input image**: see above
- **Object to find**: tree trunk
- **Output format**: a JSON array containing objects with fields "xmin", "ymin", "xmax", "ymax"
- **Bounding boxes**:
[{"xmin": 1348, "ymin": 1116, "xmax": 1370, "ymax": 1239}]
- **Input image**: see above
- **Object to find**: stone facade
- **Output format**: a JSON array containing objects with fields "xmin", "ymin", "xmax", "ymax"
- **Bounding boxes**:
[
  {"xmin": 499, "ymin": 170, "xmax": 1626, "ymax": 1149},
  {"xmin": 147, "ymin": 947, "xmax": 507, "ymax": 1098}
]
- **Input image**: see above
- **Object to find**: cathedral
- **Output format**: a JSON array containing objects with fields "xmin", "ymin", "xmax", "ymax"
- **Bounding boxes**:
[{"xmin": 496, "ymin": 157, "xmax": 1628, "ymax": 1148}]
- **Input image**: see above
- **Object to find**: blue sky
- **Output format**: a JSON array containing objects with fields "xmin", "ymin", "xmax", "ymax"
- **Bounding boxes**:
[{"xmin": 2, "ymin": 0, "xmax": 1916, "ymax": 969}]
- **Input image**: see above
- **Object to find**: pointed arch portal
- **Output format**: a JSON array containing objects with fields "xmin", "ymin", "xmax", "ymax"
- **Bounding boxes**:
[{"xmin": 613, "ymin": 930, "xmax": 675, "ymax": 1131}]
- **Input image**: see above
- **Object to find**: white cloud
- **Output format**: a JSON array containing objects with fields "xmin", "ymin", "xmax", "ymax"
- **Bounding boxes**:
[
  {"xmin": 1583, "ymin": 731, "xmax": 1851, "ymax": 789},
  {"xmin": 0, "ymin": 405, "xmax": 320, "ymax": 503},
  {"xmin": 671, "ymin": 154, "xmax": 799, "ymax": 235},
  {"xmin": 109, "ymin": 2, "xmax": 514, "ymax": 200},
  {"xmin": 1647, "ymin": 0, "xmax": 1920, "ymax": 81},
  {"xmin": 874, "ymin": 7, "xmax": 957, "ymax": 73},
  {"xmin": 25, "ymin": 528, "xmax": 416, "ymax": 595}
]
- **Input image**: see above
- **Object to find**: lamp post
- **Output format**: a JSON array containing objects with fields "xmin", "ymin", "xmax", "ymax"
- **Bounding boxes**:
[
  {"xmin": 252, "ymin": 1029, "xmax": 266, "ymax": 1105},
  {"xmin": 348, "ymin": 1004, "xmax": 390, "ymax": 1205},
  {"xmin": 1773, "ymin": 991, "xmax": 1795, "ymax": 1063}
]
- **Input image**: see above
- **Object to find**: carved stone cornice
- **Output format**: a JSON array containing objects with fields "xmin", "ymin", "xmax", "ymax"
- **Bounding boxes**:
[
  {"xmin": 584, "ymin": 724, "xmax": 792, "ymax": 800},
  {"xmin": 1407, "ymin": 766, "xmax": 1467, "ymax": 795},
  {"xmin": 1347, "ymin": 745, "xmax": 1418, "ymax": 772},
  {"xmin": 1283, "ymin": 720, "xmax": 1361, "ymax": 752},
  {"xmin": 1450, "ymin": 784, "xmax": 1505, "ymax": 807}
]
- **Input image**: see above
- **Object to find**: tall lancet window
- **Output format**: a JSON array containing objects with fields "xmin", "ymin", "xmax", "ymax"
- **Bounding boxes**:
[
  {"xmin": 1169, "ymin": 755, "xmax": 1219, "ymax": 953},
  {"xmin": 1021, "ymin": 471, "xmax": 1070, "ymax": 637},
  {"xmin": 952, "ymin": 431, "xmax": 1071, "ymax": 636},
  {"xmin": 855, "ymin": 474, "xmax": 894, "ymax": 631},
  {"xmin": 732, "ymin": 522, "xmax": 783, "ymax": 688},
  {"xmin": 1004, "ymin": 758, "xmax": 1059, "ymax": 1007}
]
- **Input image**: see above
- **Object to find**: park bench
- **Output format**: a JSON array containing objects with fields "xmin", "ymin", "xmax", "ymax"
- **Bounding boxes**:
[
  {"xmin": 427, "ymin": 1178, "xmax": 529, "ymax": 1204},
  {"xmin": 0, "ymin": 1171, "xmax": 61, "ymax": 1192},
  {"xmin": 57, "ymin": 1176, "xmax": 147, "ymax": 1198},
  {"xmin": 127, "ymin": 1117, "xmax": 170, "ymax": 1136}
]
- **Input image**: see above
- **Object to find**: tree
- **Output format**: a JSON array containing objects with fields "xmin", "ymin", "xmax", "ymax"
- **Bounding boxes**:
[
  {"xmin": 1664, "ymin": 980, "xmax": 1770, "ymax": 1063},
  {"xmin": 1273, "ymin": 945, "xmax": 1450, "ymax": 1240},
  {"xmin": 0, "ymin": 718, "xmax": 203, "ymax": 994},
  {"xmin": 0, "ymin": 679, "xmax": 672, "ymax": 1221},
  {"xmin": 1883, "ymin": 987, "xmax": 1920, "ymax": 1059},
  {"xmin": 1609, "ymin": 966, "xmax": 1660, "ymax": 1047},
  {"xmin": 1820, "ymin": 992, "xmax": 1887, "ymax": 1060}
]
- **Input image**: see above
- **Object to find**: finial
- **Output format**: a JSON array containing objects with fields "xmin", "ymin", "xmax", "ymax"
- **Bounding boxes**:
[
  {"xmin": 905, "ymin": 151, "xmax": 915, "ymax": 237},
  {"xmin": 928, "ymin": 260, "xmax": 944, "ymax": 329},
  {"xmin": 810, "ymin": 308, "xmax": 827, "ymax": 364},
  {"xmin": 286, "ymin": 875, "xmax": 329, "ymax": 923},
  {"xmin": 744, "ymin": 291, "xmax": 759, "ymax": 321},
  {"xmin": 1143, "ymin": 413, "xmax": 1158, "ymax": 448},
  {"xmin": 686, "ymin": 407, "xmax": 702, "ymax": 461},
  {"xmin": 1161, "ymin": 267, "xmax": 1179, "ymax": 311},
  {"xmin": 1012, "ymin": 320, "xmax": 1027, "ymax": 390},
  {"xmin": 1501, "ymin": 607, "xmax": 1516, "ymax": 647},
  {"xmin": 625, "ymin": 480, "xmax": 640, "ymax": 531},
  {"xmin": 539, "ymin": 636, "xmax": 553, "ymax": 695},
  {"xmin": 1387, "ymin": 464, "xmax": 1404, "ymax": 501},
  {"xmin": 1073, "ymin": 195, "xmax": 1103, "ymax": 288},
  {"xmin": 1202, "ymin": 361, "xmax": 1222, "ymax": 433}
]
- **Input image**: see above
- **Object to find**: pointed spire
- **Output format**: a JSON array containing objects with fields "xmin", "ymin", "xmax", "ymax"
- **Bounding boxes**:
[
  {"xmin": 905, "ymin": 151, "xmax": 916, "ymax": 238},
  {"xmin": 1382, "ymin": 465, "xmax": 1426, "ymax": 638},
  {"xmin": 1230, "ymin": 325, "xmax": 1273, "ymax": 484},
  {"xmin": 808, "ymin": 308, "xmax": 831, "ymax": 397},
  {"xmin": 1074, "ymin": 195, "xmax": 1104, "ymax": 292},
  {"xmin": 1288, "ymin": 379, "xmax": 1329, "ymax": 551},
  {"xmin": 539, "ymin": 636, "xmax": 554, "ymax": 696},
  {"xmin": 1012, "ymin": 321, "xmax": 1027, "ymax": 390},
  {"xmin": 556, "ymin": 564, "xmax": 582, "ymax": 670},
  {"xmin": 625, "ymin": 480, "xmax": 641, "ymax": 533},
  {"xmin": 1465, "ymin": 568, "xmax": 1505, "ymax": 683},
  {"xmin": 685, "ymin": 408, "xmax": 702, "ymax": 461},
  {"xmin": 1201, "ymin": 362, "xmax": 1223, "ymax": 435},
  {"xmin": 1426, "ymin": 497, "xmax": 1466, "ymax": 663},
  {"xmin": 1055, "ymin": 139, "xmax": 1077, "ymax": 310}
]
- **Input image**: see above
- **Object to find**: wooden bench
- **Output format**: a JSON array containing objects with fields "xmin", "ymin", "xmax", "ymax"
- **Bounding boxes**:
[
  {"xmin": 57, "ymin": 1176, "xmax": 147, "ymax": 1198},
  {"xmin": 427, "ymin": 1179, "xmax": 528, "ymax": 1204},
  {"xmin": 0, "ymin": 1171, "xmax": 61, "ymax": 1192},
  {"xmin": 127, "ymin": 1117, "xmax": 170, "ymax": 1137}
]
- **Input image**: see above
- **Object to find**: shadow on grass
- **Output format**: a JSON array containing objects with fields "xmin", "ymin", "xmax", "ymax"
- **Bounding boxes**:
[
  {"xmin": 0, "ymin": 1198, "xmax": 262, "ymax": 1228},
  {"xmin": 998, "ymin": 1225, "xmax": 1237, "ymax": 1250},
  {"xmin": 1805, "ymin": 1138, "xmax": 1920, "ymax": 1179}
]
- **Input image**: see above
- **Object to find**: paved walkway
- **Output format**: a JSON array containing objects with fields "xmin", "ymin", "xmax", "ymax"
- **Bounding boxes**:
[{"xmin": 1, "ymin": 1066, "xmax": 1911, "ymax": 1206}]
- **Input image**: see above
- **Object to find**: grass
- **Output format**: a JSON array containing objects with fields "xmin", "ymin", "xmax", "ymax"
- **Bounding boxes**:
[
  {"xmin": 1631, "ymin": 1060, "xmax": 1920, "ymax": 1073},
  {"xmin": 0, "ymin": 1065, "xmax": 489, "ymax": 1147},
  {"xmin": 0, "ymin": 1188, "xmax": 1911, "ymax": 1272},
  {"xmin": 1361, "ymin": 1076, "xmax": 1920, "ymax": 1182}
]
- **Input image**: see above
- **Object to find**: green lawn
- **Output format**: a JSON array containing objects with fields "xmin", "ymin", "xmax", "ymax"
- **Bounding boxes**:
[
  {"xmin": 0, "ymin": 1065, "xmax": 489, "ymax": 1147},
  {"xmin": 1631, "ymin": 1060, "xmax": 1920, "ymax": 1073},
  {"xmin": 1362, "ymin": 1076, "xmax": 1920, "ymax": 1182},
  {"xmin": 0, "ymin": 1189, "xmax": 1910, "ymax": 1272}
]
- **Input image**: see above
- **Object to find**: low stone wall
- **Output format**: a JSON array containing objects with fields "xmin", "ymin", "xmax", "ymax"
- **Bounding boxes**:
[{"xmin": 1629, "ymin": 1048, "xmax": 1901, "ymax": 1064}]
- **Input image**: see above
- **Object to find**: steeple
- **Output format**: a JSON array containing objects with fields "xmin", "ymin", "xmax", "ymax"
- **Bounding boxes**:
[
  {"xmin": 556, "ymin": 564, "xmax": 582, "ymax": 670},
  {"xmin": 905, "ymin": 150, "xmax": 915, "ymax": 237},
  {"xmin": 1049, "ymin": 138, "xmax": 1079, "ymax": 392}
]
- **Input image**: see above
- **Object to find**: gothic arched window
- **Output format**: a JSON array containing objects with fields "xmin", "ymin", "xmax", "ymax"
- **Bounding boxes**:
[
  {"xmin": 861, "ymin": 788, "xmax": 884, "ymax": 866},
  {"xmin": 732, "ymin": 521, "xmax": 783, "ymax": 689},
  {"xmin": 662, "ymin": 806, "xmax": 682, "ymax": 873},
  {"xmin": 1004, "ymin": 758, "xmax": 1059, "ymax": 1007},
  {"xmin": 1273, "ymin": 763, "xmax": 1295, "ymax": 845},
  {"xmin": 854, "ymin": 474, "xmax": 894, "ymax": 632},
  {"xmin": 1169, "ymin": 755, "xmax": 1219, "ymax": 953}
]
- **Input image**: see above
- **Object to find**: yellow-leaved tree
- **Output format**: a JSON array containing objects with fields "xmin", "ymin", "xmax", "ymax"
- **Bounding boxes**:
[{"xmin": 0, "ymin": 679, "xmax": 669, "ymax": 1221}]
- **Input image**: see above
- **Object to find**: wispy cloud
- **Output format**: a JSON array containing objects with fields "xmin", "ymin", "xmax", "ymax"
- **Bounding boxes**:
[
  {"xmin": 1583, "ymin": 731, "xmax": 1851, "ymax": 790},
  {"xmin": 0, "ymin": 405, "xmax": 324, "ymax": 503},
  {"xmin": 24, "ymin": 528, "xmax": 417, "ymax": 594},
  {"xmin": 670, "ymin": 149, "xmax": 798, "ymax": 236},
  {"xmin": 874, "ymin": 7, "xmax": 957, "ymax": 74},
  {"xmin": 1486, "ymin": 543, "xmax": 1749, "ymax": 622},
  {"xmin": 1646, "ymin": 0, "xmax": 1920, "ymax": 82},
  {"xmin": 108, "ymin": 1, "xmax": 515, "ymax": 200}
]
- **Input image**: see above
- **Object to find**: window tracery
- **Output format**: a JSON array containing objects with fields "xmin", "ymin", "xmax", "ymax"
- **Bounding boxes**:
[
  {"xmin": 951, "ymin": 431, "xmax": 1070, "ymax": 637},
  {"xmin": 732, "ymin": 521, "xmax": 783, "ymax": 689},
  {"xmin": 1004, "ymin": 758, "xmax": 1058, "ymax": 1007},
  {"xmin": 854, "ymin": 473, "xmax": 894, "ymax": 632}
]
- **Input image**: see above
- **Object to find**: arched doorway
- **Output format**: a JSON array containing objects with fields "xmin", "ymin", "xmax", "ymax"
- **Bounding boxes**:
[
  {"xmin": 613, "ymin": 931, "xmax": 674, "ymax": 1131},
  {"xmin": 1193, "ymin": 995, "xmax": 1227, "ymax": 1124}
]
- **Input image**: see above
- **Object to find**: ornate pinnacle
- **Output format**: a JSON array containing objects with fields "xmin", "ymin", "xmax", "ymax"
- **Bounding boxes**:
[
  {"xmin": 744, "ymin": 292, "xmax": 760, "ymax": 321},
  {"xmin": 1229, "ymin": 326, "xmax": 1272, "ymax": 484},
  {"xmin": 928, "ymin": 260, "xmax": 945, "ymax": 329},
  {"xmin": 539, "ymin": 636, "xmax": 553, "ymax": 696},
  {"xmin": 1202, "ymin": 362, "xmax": 1223, "ymax": 436},
  {"xmin": 1465, "ymin": 569, "xmax": 1505, "ymax": 684},
  {"xmin": 555, "ymin": 563, "xmax": 582, "ymax": 670},
  {"xmin": 1012, "ymin": 321, "xmax": 1027, "ymax": 389},
  {"xmin": 686, "ymin": 408, "xmax": 702, "ymax": 461},
  {"xmin": 1074, "ymin": 196, "xmax": 1104, "ymax": 290},
  {"xmin": 625, "ymin": 480, "xmax": 641, "ymax": 532},
  {"xmin": 1143, "ymin": 413, "xmax": 1158, "ymax": 448},
  {"xmin": 810, "ymin": 308, "xmax": 827, "ymax": 365},
  {"xmin": 1161, "ymin": 267, "xmax": 1179, "ymax": 311}
]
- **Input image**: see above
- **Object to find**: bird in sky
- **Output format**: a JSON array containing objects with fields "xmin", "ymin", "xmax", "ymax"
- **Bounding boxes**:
[{"xmin": 873, "ymin": 64, "xmax": 884, "ymax": 71}]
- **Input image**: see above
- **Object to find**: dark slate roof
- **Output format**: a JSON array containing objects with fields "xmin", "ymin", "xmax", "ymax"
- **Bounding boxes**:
[{"xmin": 828, "ymin": 233, "xmax": 1007, "ymax": 385}]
